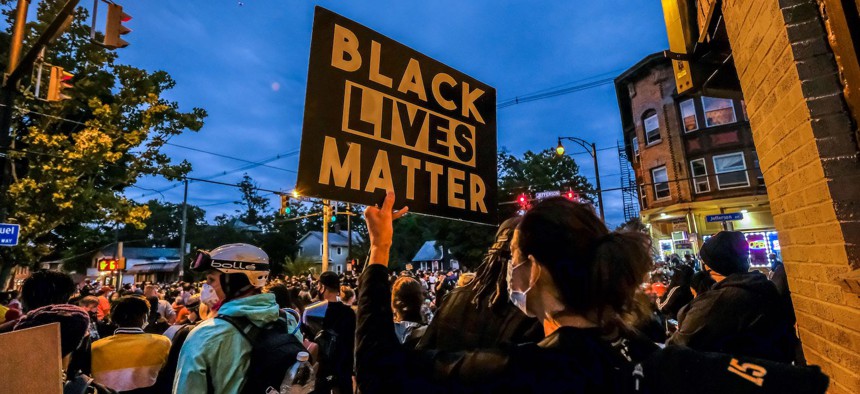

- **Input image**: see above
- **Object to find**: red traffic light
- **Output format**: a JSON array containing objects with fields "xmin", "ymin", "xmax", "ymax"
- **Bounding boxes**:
[
  {"xmin": 565, "ymin": 191, "xmax": 576, "ymax": 200},
  {"xmin": 518, "ymin": 194, "xmax": 527, "ymax": 204}
]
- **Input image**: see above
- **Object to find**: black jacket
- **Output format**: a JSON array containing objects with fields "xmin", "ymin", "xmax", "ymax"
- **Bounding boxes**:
[
  {"xmin": 668, "ymin": 271, "xmax": 798, "ymax": 363},
  {"xmin": 357, "ymin": 265, "xmax": 658, "ymax": 393},
  {"xmin": 656, "ymin": 285, "xmax": 694, "ymax": 320},
  {"xmin": 416, "ymin": 285, "xmax": 543, "ymax": 352},
  {"xmin": 358, "ymin": 265, "xmax": 828, "ymax": 394}
]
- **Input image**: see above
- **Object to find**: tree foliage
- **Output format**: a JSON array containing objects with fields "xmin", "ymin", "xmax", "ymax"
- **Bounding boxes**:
[{"xmin": 0, "ymin": 0, "xmax": 206, "ymax": 280}]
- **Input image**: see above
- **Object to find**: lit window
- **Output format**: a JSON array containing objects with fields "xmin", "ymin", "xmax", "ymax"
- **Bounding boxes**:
[
  {"xmin": 702, "ymin": 97, "xmax": 737, "ymax": 127},
  {"xmin": 690, "ymin": 158, "xmax": 710, "ymax": 193},
  {"xmin": 631, "ymin": 136, "xmax": 640, "ymax": 162},
  {"xmin": 652, "ymin": 167, "xmax": 670, "ymax": 200},
  {"xmin": 713, "ymin": 152, "xmax": 750, "ymax": 189},
  {"xmin": 644, "ymin": 111, "xmax": 661, "ymax": 145},
  {"xmin": 680, "ymin": 99, "xmax": 698, "ymax": 132},
  {"xmin": 639, "ymin": 184, "xmax": 648, "ymax": 210}
]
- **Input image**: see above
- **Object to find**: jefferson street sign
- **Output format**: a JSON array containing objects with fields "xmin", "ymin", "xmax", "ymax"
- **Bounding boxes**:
[
  {"xmin": 705, "ymin": 213, "xmax": 744, "ymax": 222},
  {"xmin": 0, "ymin": 224, "xmax": 20, "ymax": 247}
]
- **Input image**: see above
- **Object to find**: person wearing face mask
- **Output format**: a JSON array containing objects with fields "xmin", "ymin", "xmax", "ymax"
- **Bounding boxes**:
[
  {"xmin": 355, "ymin": 192, "xmax": 830, "ymax": 394},
  {"xmin": 173, "ymin": 243, "xmax": 306, "ymax": 394},
  {"xmin": 416, "ymin": 217, "xmax": 543, "ymax": 352},
  {"xmin": 91, "ymin": 296, "xmax": 171, "ymax": 392}
]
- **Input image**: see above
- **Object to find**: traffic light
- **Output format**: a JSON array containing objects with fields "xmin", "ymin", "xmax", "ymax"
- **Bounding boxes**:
[
  {"xmin": 279, "ymin": 195, "xmax": 291, "ymax": 215},
  {"xmin": 331, "ymin": 204, "xmax": 338, "ymax": 222},
  {"xmin": 104, "ymin": 3, "xmax": 131, "ymax": 49},
  {"xmin": 517, "ymin": 193, "xmax": 530, "ymax": 210},
  {"xmin": 565, "ymin": 191, "xmax": 576, "ymax": 200},
  {"xmin": 47, "ymin": 66, "xmax": 73, "ymax": 102}
]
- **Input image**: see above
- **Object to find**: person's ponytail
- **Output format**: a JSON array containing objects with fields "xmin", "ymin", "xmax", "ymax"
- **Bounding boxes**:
[{"xmin": 590, "ymin": 231, "xmax": 653, "ymax": 323}]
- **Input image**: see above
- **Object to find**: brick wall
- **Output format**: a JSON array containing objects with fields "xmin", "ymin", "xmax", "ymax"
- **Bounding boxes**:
[
  {"xmin": 628, "ymin": 62, "xmax": 694, "ymax": 207},
  {"xmin": 722, "ymin": 0, "xmax": 860, "ymax": 392}
]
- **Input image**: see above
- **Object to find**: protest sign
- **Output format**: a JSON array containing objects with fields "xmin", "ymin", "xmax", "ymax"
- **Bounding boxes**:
[{"xmin": 297, "ymin": 7, "xmax": 498, "ymax": 224}]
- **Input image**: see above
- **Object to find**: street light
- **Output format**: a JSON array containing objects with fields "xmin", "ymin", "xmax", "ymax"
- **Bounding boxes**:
[{"xmin": 556, "ymin": 136, "xmax": 605, "ymax": 221}]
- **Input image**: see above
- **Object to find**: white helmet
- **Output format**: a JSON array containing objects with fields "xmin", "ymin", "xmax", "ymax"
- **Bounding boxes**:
[{"xmin": 191, "ymin": 243, "xmax": 270, "ymax": 289}]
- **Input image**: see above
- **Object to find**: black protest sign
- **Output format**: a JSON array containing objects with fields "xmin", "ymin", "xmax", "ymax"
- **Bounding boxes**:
[{"xmin": 296, "ymin": 7, "xmax": 498, "ymax": 224}]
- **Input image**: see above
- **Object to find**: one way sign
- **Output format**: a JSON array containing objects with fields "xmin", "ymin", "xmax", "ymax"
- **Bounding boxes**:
[{"xmin": 0, "ymin": 224, "xmax": 20, "ymax": 247}]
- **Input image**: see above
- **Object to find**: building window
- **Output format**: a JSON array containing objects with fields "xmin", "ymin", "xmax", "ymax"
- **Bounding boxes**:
[
  {"xmin": 631, "ymin": 136, "xmax": 640, "ymax": 162},
  {"xmin": 320, "ymin": 244, "xmax": 323, "ymax": 255},
  {"xmin": 680, "ymin": 99, "xmax": 698, "ymax": 132},
  {"xmin": 639, "ymin": 184, "xmax": 648, "ymax": 210},
  {"xmin": 643, "ymin": 110, "xmax": 661, "ymax": 145},
  {"xmin": 690, "ymin": 158, "xmax": 710, "ymax": 193},
  {"xmin": 713, "ymin": 152, "xmax": 750, "ymax": 189},
  {"xmin": 651, "ymin": 166, "xmax": 670, "ymax": 200},
  {"xmin": 702, "ymin": 97, "xmax": 737, "ymax": 127},
  {"xmin": 336, "ymin": 247, "xmax": 342, "ymax": 255},
  {"xmin": 336, "ymin": 265, "xmax": 342, "ymax": 274}
]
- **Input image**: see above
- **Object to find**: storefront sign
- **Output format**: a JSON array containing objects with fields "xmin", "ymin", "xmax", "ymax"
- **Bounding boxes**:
[{"xmin": 297, "ymin": 7, "xmax": 498, "ymax": 224}]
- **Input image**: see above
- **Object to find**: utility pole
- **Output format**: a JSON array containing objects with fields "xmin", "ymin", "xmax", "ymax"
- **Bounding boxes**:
[
  {"xmin": 346, "ymin": 202, "xmax": 352, "ymax": 271},
  {"xmin": 116, "ymin": 241, "xmax": 123, "ymax": 287},
  {"xmin": 591, "ymin": 142, "xmax": 605, "ymax": 221},
  {"xmin": 178, "ymin": 178, "xmax": 188, "ymax": 279},
  {"xmin": 322, "ymin": 199, "xmax": 330, "ymax": 273}
]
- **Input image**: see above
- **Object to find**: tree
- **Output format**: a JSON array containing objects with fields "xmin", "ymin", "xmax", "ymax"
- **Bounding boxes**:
[
  {"xmin": 120, "ymin": 200, "xmax": 207, "ymax": 247},
  {"xmin": 0, "ymin": 1, "xmax": 206, "ymax": 284},
  {"xmin": 282, "ymin": 256, "xmax": 319, "ymax": 277},
  {"xmin": 236, "ymin": 174, "xmax": 271, "ymax": 229}
]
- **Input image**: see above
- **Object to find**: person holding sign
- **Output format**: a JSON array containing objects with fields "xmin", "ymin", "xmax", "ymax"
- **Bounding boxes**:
[{"xmin": 355, "ymin": 192, "xmax": 829, "ymax": 393}]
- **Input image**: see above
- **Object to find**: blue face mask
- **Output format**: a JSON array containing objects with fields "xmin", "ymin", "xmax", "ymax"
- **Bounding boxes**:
[{"xmin": 507, "ymin": 259, "xmax": 540, "ymax": 318}]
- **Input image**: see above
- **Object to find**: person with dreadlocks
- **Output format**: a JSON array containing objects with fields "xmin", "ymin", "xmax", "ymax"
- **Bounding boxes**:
[{"xmin": 415, "ymin": 216, "xmax": 543, "ymax": 351}]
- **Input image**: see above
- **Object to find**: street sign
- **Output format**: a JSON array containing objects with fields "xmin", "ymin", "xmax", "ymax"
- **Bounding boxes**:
[
  {"xmin": 296, "ymin": 7, "xmax": 498, "ymax": 224},
  {"xmin": 706, "ymin": 212, "xmax": 744, "ymax": 222},
  {"xmin": 535, "ymin": 191, "xmax": 561, "ymax": 200},
  {"xmin": 0, "ymin": 224, "xmax": 20, "ymax": 247}
]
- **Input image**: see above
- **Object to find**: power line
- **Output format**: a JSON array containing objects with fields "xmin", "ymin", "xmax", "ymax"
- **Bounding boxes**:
[
  {"xmin": 164, "ymin": 142, "xmax": 297, "ymax": 174},
  {"xmin": 498, "ymin": 78, "xmax": 616, "ymax": 109}
]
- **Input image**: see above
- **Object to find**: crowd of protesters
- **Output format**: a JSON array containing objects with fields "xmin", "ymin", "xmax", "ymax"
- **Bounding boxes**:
[{"xmin": 0, "ymin": 192, "xmax": 833, "ymax": 393}]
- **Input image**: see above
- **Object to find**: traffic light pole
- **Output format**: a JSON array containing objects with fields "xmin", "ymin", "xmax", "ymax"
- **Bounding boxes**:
[
  {"xmin": 1, "ymin": 0, "xmax": 80, "ymax": 222},
  {"xmin": 557, "ymin": 136, "xmax": 605, "ymax": 221},
  {"xmin": 322, "ymin": 200, "xmax": 330, "ymax": 273}
]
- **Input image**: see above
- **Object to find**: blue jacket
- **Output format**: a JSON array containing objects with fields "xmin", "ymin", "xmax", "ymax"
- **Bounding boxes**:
[{"xmin": 172, "ymin": 293, "xmax": 279, "ymax": 394}]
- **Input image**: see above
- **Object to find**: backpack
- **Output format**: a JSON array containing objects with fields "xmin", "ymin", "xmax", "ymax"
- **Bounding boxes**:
[{"xmin": 217, "ymin": 310, "xmax": 307, "ymax": 394}]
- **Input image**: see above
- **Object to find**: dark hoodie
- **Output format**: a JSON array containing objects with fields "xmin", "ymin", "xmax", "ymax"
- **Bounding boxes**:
[{"xmin": 667, "ymin": 271, "xmax": 798, "ymax": 363}]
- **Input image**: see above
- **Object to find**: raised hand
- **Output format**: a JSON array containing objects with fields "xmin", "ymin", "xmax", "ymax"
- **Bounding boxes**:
[{"xmin": 364, "ymin": 190, "xmax": 409, "ymax": 267}]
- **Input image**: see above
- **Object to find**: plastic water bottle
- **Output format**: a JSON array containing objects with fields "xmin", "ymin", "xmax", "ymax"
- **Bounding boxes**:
[{"xmin": 279, "ymin": 351, "xmax": 315, "ymax": 394}]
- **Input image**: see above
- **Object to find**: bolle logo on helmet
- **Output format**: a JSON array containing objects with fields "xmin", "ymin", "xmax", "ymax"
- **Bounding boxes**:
[{"xmin": 211, "ymin": 261, "xmax": 258, "ymax": 271}]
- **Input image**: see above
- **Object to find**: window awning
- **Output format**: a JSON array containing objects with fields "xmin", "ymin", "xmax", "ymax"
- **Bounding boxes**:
[{"xmin": 126, "ymin": 262, "xmax": 179, "ymax": 273}]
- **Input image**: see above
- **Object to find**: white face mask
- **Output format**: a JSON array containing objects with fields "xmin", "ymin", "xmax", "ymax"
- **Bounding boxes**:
[
  {"xmin": 507, "ymin": 259, "xmax": 539, "ymax": 318},
  {"xmin": 201, "ymin": 283, "xmax": 220, "ymax": 307}
]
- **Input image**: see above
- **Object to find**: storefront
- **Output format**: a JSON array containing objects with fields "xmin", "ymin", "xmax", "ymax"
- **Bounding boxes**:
[{"xmin": 701, "ymin": 230, "xmax": 780, "ymax": 267}]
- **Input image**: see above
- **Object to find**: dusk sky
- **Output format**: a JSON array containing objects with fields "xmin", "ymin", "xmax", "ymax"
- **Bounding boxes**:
[{"xmin": 114, "ymin": 1, "xmax": 669, "ymax": 228}]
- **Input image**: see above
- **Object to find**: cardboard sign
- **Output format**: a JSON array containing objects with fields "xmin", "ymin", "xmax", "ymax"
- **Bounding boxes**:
[
  {"xmin": 297, "ymin": 7, "xmax": 498, "ymax": 224},
  {"xmin": 0, "ymin": 323, "xmax": 63, "ymax": 393}
]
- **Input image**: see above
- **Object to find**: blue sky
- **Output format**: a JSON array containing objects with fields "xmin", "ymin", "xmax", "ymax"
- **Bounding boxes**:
[{"xmin": 108, "ymin": 0, "xmax": 669, "ymax": 228}]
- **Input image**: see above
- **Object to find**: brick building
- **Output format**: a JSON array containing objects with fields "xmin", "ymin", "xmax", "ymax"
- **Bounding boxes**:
[
  {"xmin": 616, "ymin": 53, "xmax": 778, "ymax": 266},
  {"xmin": 661, "ymin": 1, "xmax": 860, "ymax": 391}
]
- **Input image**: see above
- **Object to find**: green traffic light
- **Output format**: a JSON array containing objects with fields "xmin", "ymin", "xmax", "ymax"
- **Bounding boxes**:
[
  {"xmin": 285, "ymin": 207, "xmax": 291, "ymax": 214},
  {"xmin": 331, "ymin": 216, "xmax": 337, "ymax": 223}
]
